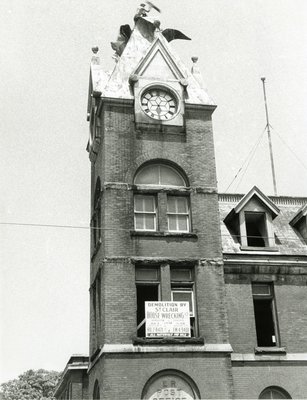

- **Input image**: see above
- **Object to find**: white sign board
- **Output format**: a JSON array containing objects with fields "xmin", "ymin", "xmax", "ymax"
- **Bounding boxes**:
[{"xmin": 145, "ymin": 301, "xmax": 190, "ymax": 337}]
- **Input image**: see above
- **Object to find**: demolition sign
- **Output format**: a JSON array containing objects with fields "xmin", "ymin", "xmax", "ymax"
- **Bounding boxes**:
[{"xmin": 145, "ymin": 301, "xmax": 190, "ymax": 337}]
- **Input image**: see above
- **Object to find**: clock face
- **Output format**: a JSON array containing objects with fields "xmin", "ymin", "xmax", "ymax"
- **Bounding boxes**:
[{"xmin": 141, "ymin": 88, "xmax": 178, "ymax": 120}]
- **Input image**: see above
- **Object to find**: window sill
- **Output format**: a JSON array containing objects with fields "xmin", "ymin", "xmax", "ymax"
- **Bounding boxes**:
[
  {"xmin": 254, "ymin": 346, "xmax": 286, "ymax": 354},
  {"xmin": 132, "ymin": 336, "xmax": 204, "ymax": 345},
  {"xmin": 130, "ymin": 230, "xmax": 198, "ymax": 239},
  {"xmin": 240, "ymin": 246, "xmax": 278, "ymax": 252}
]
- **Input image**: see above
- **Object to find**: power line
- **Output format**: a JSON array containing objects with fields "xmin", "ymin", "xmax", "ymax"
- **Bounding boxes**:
[
  {"xmin": 0, "ymin": 221, "xmax": 306, "ymax": 242},
  {"xmin": 0, "ymin": 221, "xmax": 90, "ymax": 230},
  {"xmin": 234, "ymin": 130, "xmax": 266, "ymax": 192},
  {"xmin": 224, "ymin": 127, "xmax": 266, "ymax": 193},
  {"xmin": 271, "ymin": 126, "xmax": 307, "ymax": 173}
]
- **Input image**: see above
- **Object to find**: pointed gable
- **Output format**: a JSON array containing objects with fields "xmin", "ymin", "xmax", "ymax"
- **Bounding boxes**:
[
  {"xmin": 290, "ymin": 203, "xmax": 307, "ymax": 226},
  {"xmin": 231, "ymin": 186, "xmax": 280, "ymax": 219},
  {"xmin": 133, "ymin": 35, "xmax": 186, "ymax": 81}
]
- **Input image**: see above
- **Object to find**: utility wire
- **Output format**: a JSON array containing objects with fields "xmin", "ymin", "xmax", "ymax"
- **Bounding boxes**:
[
  {"xmin": 0, "ymin": 221, "xmax": 90, "ymax": 230},
  {"xmin": 0, "ymin": 221, "xmax": 306, "ymax": 242},
  {"xmin": 224, "ymin": 121, "xmax": 307, "ymax": 193},
  {"xmin": 234, "ymin": 129, "xmax": 266, "ymax": 192},
  {"xmin": 224, "ymin": 127, "xmax": 267, "ymax": 193},
  {"xmin": 270, "ymin": 125, "xmax": 307, "ymax": 172}
]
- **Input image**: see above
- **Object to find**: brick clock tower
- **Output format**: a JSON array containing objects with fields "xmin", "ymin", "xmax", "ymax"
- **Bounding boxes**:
[{"xmin": 86, "ymin": 8, "xmax": 233, "ymax": 400}]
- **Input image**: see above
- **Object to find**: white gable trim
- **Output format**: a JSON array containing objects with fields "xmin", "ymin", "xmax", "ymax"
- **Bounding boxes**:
[
  {"xmin": 133, "ymin": 35, "xmax": 186, "ymax": 81},
  {"xmin": 290, "ymin": 203, "xmax": 307, "ymax": 226},
  {"xmin": 233, "ymin": 186, "xmax": 280, "ymax": 218}
]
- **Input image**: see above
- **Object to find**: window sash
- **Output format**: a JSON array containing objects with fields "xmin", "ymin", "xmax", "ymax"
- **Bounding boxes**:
[
  {"xmin": 134, "ymin": 195, "xmax": 157, "ymax": 231},
  {"xmin": 167, "ymin": 196, "xmax": 190, "ymax": 232},
  {"xmin": 171, "ymin": 289, "xmax": 195, "ymax": 317},
  {"xmin": 252, "ymin": 283, "xmax": 272, "ymax": 296}
]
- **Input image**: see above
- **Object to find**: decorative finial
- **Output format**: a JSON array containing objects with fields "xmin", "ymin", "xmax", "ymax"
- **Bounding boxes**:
[
  {"xmin": 154, "ymin": 20, "xmax": 161, "ymax": 30},
  {"xmin": 129, "ymin": 74, "xmax": 139, "ymax": 87},
  {"xmin": 191, "ymin": 56, "xmax": 205, "ymax": 89},
  {"xmin": 91, "ymin": 47, "xmax": 100, "ymax": 65},
  {"xmin": 180, "ymin": 78, "xmax": 188, "ymax": 88}
]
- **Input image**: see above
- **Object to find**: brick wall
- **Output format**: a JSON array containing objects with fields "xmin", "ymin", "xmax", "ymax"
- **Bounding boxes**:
[
  {"xmin": 275, "ymin": 282, "xmax": 307, "ymax": 352},
  {"xmin": 86, "ymin": 98, "xmax": 233, "ymax": 398},
  {"xmin": 225, "ymin": 280, "xmax": 257, "ymax": 352},
  {"xmin": 88, "ymin": 100, "xmax": 228, "ymax": 352},
  {"xmin": 232, "ymin": 363, "xmax": 307, "ymax": 399},
  {"xmin": 89, "ymin": 353, "xmax": 234, "ymax": 400},
  {"xmin": 225, "ymin": 272, "xmax": 307, "ymax": 353}
]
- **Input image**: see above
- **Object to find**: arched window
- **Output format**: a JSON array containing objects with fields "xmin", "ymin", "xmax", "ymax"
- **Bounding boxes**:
[
  {"xmin": 134, "ymin": 163, "xmax": 190, "ymax": 232},
  {"xmin": 259, "ymin": 386, "xmax": 291, "ymax": 399},
  {"xmin": 91, "ymin": 177, "xmax": 102, "ymax": 255},
  {"xmin": 93, "ymin": 380, "xmax": 100, "ymax": 400},
  {"xmin": 135, "ymin": 164, "xmax": 186, "ymax": 187}
]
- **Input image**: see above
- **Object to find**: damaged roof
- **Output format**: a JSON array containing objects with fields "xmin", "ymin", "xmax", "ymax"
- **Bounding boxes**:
[{"xmin": 88, "ymin": 16, "xmax": 214, "ymax": 106}]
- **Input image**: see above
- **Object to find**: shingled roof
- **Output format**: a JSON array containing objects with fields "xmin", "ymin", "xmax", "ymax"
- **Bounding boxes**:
[{"xmin": 219, "ymin": 192, "xmax": 307, "ymax": 255}]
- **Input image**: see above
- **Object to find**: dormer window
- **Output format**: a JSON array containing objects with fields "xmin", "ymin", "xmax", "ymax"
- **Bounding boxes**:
[
  {"xmin": 244, "ymin": 212, "xmax": 268, "ymax": 247},
  {"xmin": 290, "ymin": 204, "xmax": 307, "ymax": 245},
  {"xmin": 224, "ymin": 186, "xmax": 279, "ymax": 251}
]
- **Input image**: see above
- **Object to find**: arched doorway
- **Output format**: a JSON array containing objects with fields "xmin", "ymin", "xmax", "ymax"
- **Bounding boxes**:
[{"xmin": 142, "ymin": 369, "xmax": 200, "ymax": 400}]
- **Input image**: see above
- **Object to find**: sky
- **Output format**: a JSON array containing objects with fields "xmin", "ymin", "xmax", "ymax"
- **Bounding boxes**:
[{"xmin": 1, "ymin": 0, "xmax": 307, "ymax": 383}]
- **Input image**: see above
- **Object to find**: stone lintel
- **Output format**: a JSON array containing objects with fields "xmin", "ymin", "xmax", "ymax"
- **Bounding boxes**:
[
  {"xmin": 231, "ymin": 352, "xmax": 307, "ymax": 363},
  {"xmin": 224, "ymin": 264, "xmax": 307, "ymax": 276},
  {"xmin": 131, "ymin": 257, "xmax": 199, "ymax": 266},
  {"xmin": 103, "ymin": 343, "xmax": 232, "ymax": 353}
]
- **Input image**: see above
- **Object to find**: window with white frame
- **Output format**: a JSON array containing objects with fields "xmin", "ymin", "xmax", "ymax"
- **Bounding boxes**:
[
  {"xmin": 134, "ymin": 163, "xmax": 191, "ymax": 232},
  {"xmin": 135, "ymin": 164, "xmax": 186, "ymax": 187},
  {"xmin": 171, "ymin": 268, "xmax": 196, "ymax": 336},
  {"xmin": 167, "ymin": 196, "xmax": 190, "ymax": 232},
  {"xmin": 134, "ymin": 195, "xmax": 157, "ymax": 231}
]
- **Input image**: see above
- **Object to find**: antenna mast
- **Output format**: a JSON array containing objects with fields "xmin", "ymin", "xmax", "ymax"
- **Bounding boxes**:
[{"xmin": 261, "ymin": 77, "xmax": 277, "ymax": 196}]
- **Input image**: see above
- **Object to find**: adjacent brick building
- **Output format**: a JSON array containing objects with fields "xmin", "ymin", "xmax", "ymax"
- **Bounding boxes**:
[{"xmin": 55, "ymin": 8, "xmax": 307, "ymax": 400}]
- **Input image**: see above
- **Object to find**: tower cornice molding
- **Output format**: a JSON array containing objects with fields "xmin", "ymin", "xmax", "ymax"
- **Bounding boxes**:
[{"xmin": 185, "ymin": 103, "xmax": 217, "ymax": 113}]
